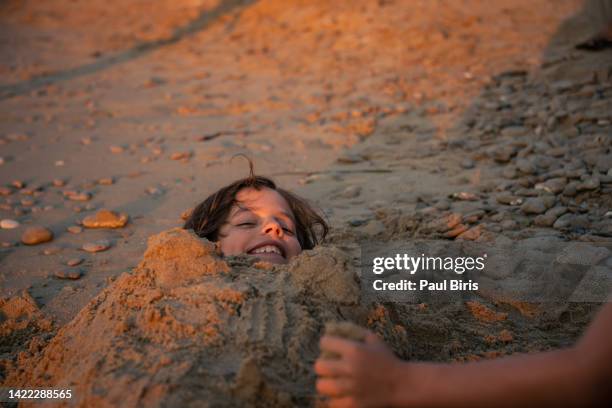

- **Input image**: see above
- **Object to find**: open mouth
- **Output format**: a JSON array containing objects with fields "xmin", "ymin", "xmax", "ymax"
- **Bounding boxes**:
[{"xmin": 247, "ymin": 243, "xmax": 286, "ymax": 263}]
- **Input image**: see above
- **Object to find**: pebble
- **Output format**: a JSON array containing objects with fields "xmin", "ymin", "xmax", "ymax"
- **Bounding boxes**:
[
  {"xmin": 562, "ymin": 182, "xmax": 578, "ymax": 197},
  {"xmin": 337, "ymin": 153, "xmax": 364, "ymax": 164},
  {"xmin": 67, "ymin": 258, "xmax": 84, "ymax": 267},
  {"xmin": 0, "ymin": 219, "xmax": 20, "ymax": 229},
  {"xmin": 82, "ymin": 240, "xmax": 111, "ymax": 253},
  {"xmin": 491, "ymin": 146, "xmax": 516, "ymax": 163},
  {"xmin": 554, "ymin": 214, "xmax": 590, "ymax": 230},
  {"xmin": 67, "ymin": 192, "xmax": 92, "ymax": 201},
  {"xmin": 98, "ymin": 177, "xmax": 114, "ymax": 185},
  {"xmin": 451, "ymin": 192, "xmax": 478, "ymax": 201},
  {"xmin": 496, "ymin": 194, "xmax": 522, "ymax": 205},
  {"xmin": 456, "ymin": 226, "xmax": 481, "ymax": 240},
  {"xmin": 82, "ymin": 209, "xmax": 129, "ymax": 229},
  {"xmin": 21, "ymin": 226, "xmax": 54, "ymax": 245},
  {"xmin": 535, "ymin": 178, "xmax": 567, "ymax": 194},
  {"xmin": 0, "ymin": 186, "xmax": 13, "ymax": 195},
  {"xmin": 516, "ymin": 158, "xmax": 537, "ymax": 175},
  {"xmin": 339, "ymin": 185, "xmax": 361, "ymax": 199},
  {"xmin": 576, "ymin": 177, "xmax": 600, "ymax": 191},
  {"xmin": 434, "ymin": 200, "xmax": 451, "ymax": 211},
  {"xmin": 67, "ymin": 225, "xmax": 83, "ymax": 234},
  {"xmin": 444, "ymin": 224, "xmax": 468, "ymax": 238},
  {"xmin": 52, "ymin": 178, "xmax": 66, "ymax": 187},
  {"xmin": 534, "ymin": 206, "xmax": 567, "ymax": 227},
  {"xmin": 109, "ymin": 145, "xmax": 125, "ymax": 154},
  {"xmin": 501, "ymin": 219, "xmax": 519, "ymax": 230},
  {"xmin": 54, "ymin": 269, "xmax": 83, "ymax": 280},
  {"xmin": 461, "ymin": 158, "xmax": 475, "ymax": 169},
  {"xmin": 520, "ymin": 197, "xmax": 554, "ymax": 215},
  {"xmin": 170, "ymin": 151, "xmax": 192, "ymax": 160}
]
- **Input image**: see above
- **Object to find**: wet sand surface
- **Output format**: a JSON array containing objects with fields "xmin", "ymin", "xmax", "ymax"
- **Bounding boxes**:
[{"xmin": 1, "ymin": 0, "xmax": 611, "ymax": 405}]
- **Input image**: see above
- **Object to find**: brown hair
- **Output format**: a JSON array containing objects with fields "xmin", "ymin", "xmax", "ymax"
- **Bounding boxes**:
[{"xmin": 183, "ymin": 159, "xmax": 328, "ymax": 250}]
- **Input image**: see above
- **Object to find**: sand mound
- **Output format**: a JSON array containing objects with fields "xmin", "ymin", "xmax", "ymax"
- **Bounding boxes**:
[
  {"xmin": 3, "ymin": 229, "xmax": 599, "ymax": 407},
  {"xmin": 4, "ymin": 229, "xmax": 361, "ymax": 407}
]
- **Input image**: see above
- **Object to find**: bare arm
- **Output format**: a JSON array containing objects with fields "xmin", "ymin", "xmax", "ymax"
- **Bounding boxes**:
[{"xmin": 315, "ymin": 304, "xmax": 612, "ymax": 408}]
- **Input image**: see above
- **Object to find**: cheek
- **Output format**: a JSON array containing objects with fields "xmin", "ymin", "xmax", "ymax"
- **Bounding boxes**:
[
  {"xmin": 287, "ymin": 237, "xmax": 302, "ymax": 258},
  {"xmin": 218, "ymin": 229, "xmax": 251, "ymax": 256}
]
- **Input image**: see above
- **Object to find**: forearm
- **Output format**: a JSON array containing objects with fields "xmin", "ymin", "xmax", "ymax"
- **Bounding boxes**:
[{"xmin": 391, "ymin": 347, "xmax": 603, "ymax": 408}]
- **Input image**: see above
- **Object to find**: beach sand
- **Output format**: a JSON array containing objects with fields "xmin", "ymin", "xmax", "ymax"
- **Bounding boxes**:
[{"xmin": 1, "ymin": 0, "xmax": 611, "ymax": 405}]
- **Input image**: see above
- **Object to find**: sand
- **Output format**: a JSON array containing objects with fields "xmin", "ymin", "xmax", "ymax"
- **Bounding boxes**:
[
  {"xmin": 1, "ymin": 0, "xmax": 611, "ymax": 406},
  {"xmin": 2, "ymin": 228, "xmax": 601, "ymax": 406}
]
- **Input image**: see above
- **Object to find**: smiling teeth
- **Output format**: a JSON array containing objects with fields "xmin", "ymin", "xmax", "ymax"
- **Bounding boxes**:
[{"xmin": 251, "ymin": 245, "xmax": 282, "ymax": 255}]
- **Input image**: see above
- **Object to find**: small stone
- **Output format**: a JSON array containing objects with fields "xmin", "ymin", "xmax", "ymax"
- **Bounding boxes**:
[
  {"xmin": 109, "ymin": 145, "xmax": 125, "ymax": 154},
  {"xmin": 98, "ymin": 177, "xmax": 114, "ymax": 185},
  {"xmin": 337, "ymin": 153, "xmax": 364, "ymax": 164},
  {"xmin": 562, "ymin": 182, "xmax": 578, "ymax": 197},
  {"xmin": 348, "ymin": 218, "xmax": 367, "ymax": 227},
  {"xmin": 0, "ymin": 219, "xmax": 20, "ymax": 229},
  {"xmin": 444, "ymin": 224, "xmax": 468, "ymax": 238},
  {"xmin": 434, "ymin": 200, "xmax": 451, "ymax": 211},
  {"xmin": 20, "ymin": 198, "xmax": 35, "ymax": 207},
  {"xmin": 12, "ymin": 180, "xmax": 25, "ymax": 189},
  {"xmin": 502, "ymin": 166, "xmax": 518, "ymax": 179},
  {"xmin": 553, "ymin": 213, "xmax": 590, "ymax": 230},
  {"xmin": 429, "ymin": 213, "xmax": 462, "ymax": 232},
  {"xmin": 534, "ymin": 206, "xmax": 567, "ymax": 227},
  {"xmin": 516, "ymin": 159, "xmax": 537, "ymax": 175},
  {"xmin": 339, "ymin": 185, "xmax": 361, "ymax": 199},
  {"xmin": 576, "ymin": 177, "xmax": 600, "ymax": 191},
  {"xmin": 0, "ymin": 186, "xmax": 13, "ymax": 195},
  {"xmin": 82, "ymin": 209, "xmax": 129, "ymax": 229},
  {"xmin": 496, "ymin": 194, "xmax": 522, "ymax": 205},
  {"xmin": 82, "ymin": 240, "xmax": 111, "ymax": 253},
  {"xmin": 170, "ymin": 151, "xmax": 192, "ymax": 161},
  {"xmin": 54, "ymin": 269, "xmax": 83, "ymax": 280},
  {"xmin": 461, "ymin": 159, "xmax": 475, "ymax": 169},
  {"xmin": 146, "ymin": 186, "xmax": 163, "ymax": 195},
  {"xmin": 55, "ymin": 160, "xmax": 65, "ymax": 166},
  {"xmin": 535, "ymin": 178, "xmax": 567, "ymax": 194},
  {"xmin": 52, "ymin": 178, "xmax": 66, "ymax": 187},
  {"xmin": 66, "ymin": 191, "xmax": 92, "ymax": 201},
  {"xmin": 67, "ymin": 225, "xmax": 83, "ymax": 234},
  {"xmin": 491, "ymin": 146, "xmax": 516, "ymax": 163},
  {"xmin": 456, "ymin": 226, "xmax": 481, "ymax": 240},
  {"xmin": 21, "ymin": 226, "xmax": 54, "ymax": 245},
  {"xmin": 547, "ymin": 147, "xmax": 567, "ymax": 158},
  {"xmin": 67, "ymin": 258, "xmax": 84, "ymax": 267},
  {"xmin": 451, "ymin": 192, "xmax": 478, "ymax": 201},
  {"xmin": 501, "ymin": 219, "xmax": 519, "ymax": 230},
  {"xmin": 498, "ymin": 329, "xmax": 513, "ymax": 343},
  {"xmin": 463, "ymin": 210, "xmax": 485, "ymax": 223},
  {"xmin": 521, "ymin": 197, "xmax": 553, "ymax": 215}
]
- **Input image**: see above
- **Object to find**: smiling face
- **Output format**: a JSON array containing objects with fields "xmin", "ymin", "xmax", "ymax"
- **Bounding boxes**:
[{"xmin": 217, "ymin": 187, "xmax": 302, "ymax": 264}]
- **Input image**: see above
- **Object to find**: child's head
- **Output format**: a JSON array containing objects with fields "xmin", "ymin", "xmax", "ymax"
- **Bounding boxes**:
[{"xmin": 184, "ymin": 162, "xmax": 328, "ymax": 264}]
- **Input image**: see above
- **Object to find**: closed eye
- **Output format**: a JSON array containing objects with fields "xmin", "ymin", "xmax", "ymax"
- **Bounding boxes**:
[{"xmin": 237, "ymin": 222, "xmax": 256, "ymax": 227}]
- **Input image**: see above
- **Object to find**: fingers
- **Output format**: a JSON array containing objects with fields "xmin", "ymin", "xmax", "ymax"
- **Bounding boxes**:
[
  {"xmin": 320, "ymin": 335, "xmax": 360, "ymax": 359},
  {"xmin": 316, "ymin": 377, "xmax": 353, "ymax": 398},
  {"xmin": 314, "ymin": 358, "xmax": 351, "ymax": 377}
]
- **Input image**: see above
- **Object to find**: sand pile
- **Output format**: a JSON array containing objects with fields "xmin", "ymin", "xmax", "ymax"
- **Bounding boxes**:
[
  {"xmin": 2, "ymin": 229, "xmax": 600, "ymax": 407},
  {"xmin": 4, "ymin": 228, "xmax": 361, "ymax": 407}
]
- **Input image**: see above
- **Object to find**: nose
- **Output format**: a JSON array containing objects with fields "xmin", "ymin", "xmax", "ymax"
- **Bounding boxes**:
[{"xmin": 262, "ymin": 219, "xmax": 283, "ymax": 237}]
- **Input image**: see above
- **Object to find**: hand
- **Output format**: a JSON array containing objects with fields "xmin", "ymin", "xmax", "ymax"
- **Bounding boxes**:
[{"xmin": 314, "ymin": 330, "xmax": 401, "ymax": 408}]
